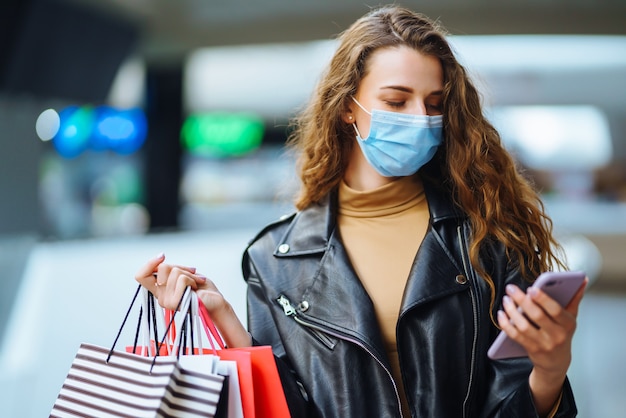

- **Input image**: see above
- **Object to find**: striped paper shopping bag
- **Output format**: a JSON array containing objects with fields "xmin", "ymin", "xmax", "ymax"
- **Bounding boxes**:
[{"xmin": 50, "ymin": 344, "xmax": 226, "ymax": 417}]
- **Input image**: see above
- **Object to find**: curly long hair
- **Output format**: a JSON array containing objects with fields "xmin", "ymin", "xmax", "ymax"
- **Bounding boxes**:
[{"xmin": 287, "ymin": 5, "xmax": 565, "ymax": 311}]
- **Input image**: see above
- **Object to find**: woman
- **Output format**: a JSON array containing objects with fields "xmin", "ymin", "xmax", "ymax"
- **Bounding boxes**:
[{"xmin": 137, "ymin": 5, "xmax": 585, "ymax": 417}]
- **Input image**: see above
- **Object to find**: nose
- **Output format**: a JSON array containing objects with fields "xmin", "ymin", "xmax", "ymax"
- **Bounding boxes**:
[
  {"xmin": 412, "ymin": 100, "xmax": 442, "ymax": 116},
  {"xmin": 409, "ymin": 101, "xmax": 428, "ymax": 116}
]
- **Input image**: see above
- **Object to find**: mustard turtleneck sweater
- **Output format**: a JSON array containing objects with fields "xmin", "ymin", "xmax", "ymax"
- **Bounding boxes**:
[{"xmin": 337, "ymin": 174, "xmax": 430, "ymax": 417}]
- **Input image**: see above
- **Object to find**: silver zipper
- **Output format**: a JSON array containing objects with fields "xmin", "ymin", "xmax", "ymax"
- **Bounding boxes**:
[
  {"xmin": 277, "ymin": 295, "xmax": 335, "ymax": 349},
  {"xmin": 277, "ymin": 294, "xmax": 404, "ymax": 418},
  {"xmin": 277, "ymin": 294, "xmax": 297, "ymax": 316},
  {"xmin": 457, "ymin": 225, "xmax": 479, "ymax": 418}
]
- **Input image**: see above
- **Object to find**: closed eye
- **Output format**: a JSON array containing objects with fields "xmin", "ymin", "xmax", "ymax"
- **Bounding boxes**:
[
  {"xmin": 427, "ymin": 103, "xmax": 443, "ymax": 112},
  {"xmin": 385, "ymin": 101, "xmax": 405, "ymax": 109}
]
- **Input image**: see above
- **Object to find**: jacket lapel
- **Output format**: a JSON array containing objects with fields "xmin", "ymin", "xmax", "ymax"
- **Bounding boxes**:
[
  {"xmin": 272, "ymin": 195, "xmax": 388, "ymax": 361},
  {"xmin": 400, "ymin": 160, "xmax": 470, "ymax": 315},
  {"xmin": 400, "ymin": 227, "xmax": 468, "ymax": 316}
]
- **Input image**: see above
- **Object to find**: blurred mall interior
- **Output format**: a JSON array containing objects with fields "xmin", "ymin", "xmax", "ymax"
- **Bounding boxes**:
[{"xmin": 0, "ymin": 0, "xmax": 625, "ymax": 416}]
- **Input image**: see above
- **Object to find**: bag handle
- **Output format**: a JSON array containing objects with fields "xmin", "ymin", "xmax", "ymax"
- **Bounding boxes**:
[
  {"xmin": 107, "ymin": 284, "xmax": 144, "ymax": 362},
  {"xmin": 162, "ymin": 286, "xmax": 193, "ymax": 353},
  {"xmin": 169, "ymin": 291, "xmax": 221, "ymax": 355},
  {"xmin": 197, "ymin": 297, "xmax": 226, "ymax": 350},
  {"xmin": 129, "ymin": 286, "xmax": 173, "ymax": 357},
  {"xmin": 107, "ymin": 284, "xmax": 218, "ymax": 366},
  {"xmin": 148, "ymin": 286, "xmax": 192, "ymax": 372}
]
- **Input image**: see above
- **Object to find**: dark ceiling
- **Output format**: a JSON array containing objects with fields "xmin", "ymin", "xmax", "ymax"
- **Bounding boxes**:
[{"xmin": 67, "ymin": 0, "xmax": 626, "ymax": 62}]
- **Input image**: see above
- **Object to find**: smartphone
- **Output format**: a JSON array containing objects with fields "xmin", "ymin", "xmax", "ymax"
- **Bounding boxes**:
[{"xmin": 487, "ymin": 270, "xmax": 586, "ymax": 360}]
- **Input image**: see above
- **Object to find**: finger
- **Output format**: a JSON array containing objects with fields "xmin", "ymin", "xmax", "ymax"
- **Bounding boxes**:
[
  {"xmin": 194, "ymin": 273, "xmax": 208, "ymax": 287},
  {"xmin": 155, "ymin": 264, "xmax": 197, "ymax": 287},
  {"xmin": 507, "ymin": 286, "xmax": 571, "ymax": 350},
  {"xmin": 504, "ymin": 284, "xmax": 526, "ymax": 306},
  {"xmin": 158, "ymin": 274, "xmax": 196, "ymax": 310},
  {"xmin": 497, "ymin": 307, "xmax": 534, "ymax": 349},
  {"xmin": 172, "ymin": 264, "xmax": 197, "ymax": 275},
  {"xmin": 565, "ymin": 277, "xmax": 588, "ymax": 316},
  {"xmin": 520, "ymin": 287, "xmax": 563, "ymax": 326},
  {"xmin": 497, "ymin": 309, "xmax": 517, "ymax": 338},
  {"xmin": 504, "ymin": 285, "xmax": 541, "ymax": 326},
  {"xmin": 500, "ymin": 297, "xmax": 546, "ymax": 353},
  {"xmin": 525, "ymin": 277, "xmax": 587, "ymax": 325},
  {"xmin": 524, "ymin": 285, "xmax": 581, "ymax": 353},
  {"xmin": 173, "ymin": 276, "xmax": 196, "ymax": 309},
  {"xmin": 521, "ymin": 293, "xmax": 572, "ymax": 350},
  {"xmin": 135, "ymin": 253, "xmax": 165, "ymax": 287},
  {"xmin": 502, "ymin": 295, "xmax": 538, "ymax": 334}
]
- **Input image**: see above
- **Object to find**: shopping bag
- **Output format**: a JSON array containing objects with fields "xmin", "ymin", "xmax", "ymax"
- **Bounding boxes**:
[
  {"xmin": 197, "ymin": 298, "xmax": 291, "ymax": 418},
  {"xmin": 214, "ymin": 360, "xmax": 244, "ymax": 418},
  {"xmin": 169, "ymin": 355, "xmax": 228, "ymax": 417},
  {"xmin": 50, "ymin": 342, "xmax": 226, "ymax": 418},
  {"xmin": 125, "ymin": 287, "xmax": 245, "ymax": 418},
  {"xmin": 50, "ymin": 285, "xmax": 227, "ymax": 418}
]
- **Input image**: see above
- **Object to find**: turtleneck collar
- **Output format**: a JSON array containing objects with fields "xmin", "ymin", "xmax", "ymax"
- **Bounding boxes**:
[{"xmin": 338, "ymin": 175, "xmax": 425, "ymax": 218}]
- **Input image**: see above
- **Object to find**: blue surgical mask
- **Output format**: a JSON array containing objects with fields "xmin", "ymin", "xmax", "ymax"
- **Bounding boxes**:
[{"xmin": 352, "ymin": 97, "xmax": 444, "ymax": 177}]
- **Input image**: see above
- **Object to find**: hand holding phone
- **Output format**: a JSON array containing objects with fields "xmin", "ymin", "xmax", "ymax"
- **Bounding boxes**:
[{"xmin": 487, "ymin": 271, "xmax": 586, "ymax": 360}]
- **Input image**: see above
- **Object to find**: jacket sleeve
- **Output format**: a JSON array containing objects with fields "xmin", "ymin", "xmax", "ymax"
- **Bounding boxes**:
[
  {"xmin": 484, "ymin": 358, "xmax": 577, "ymax": 417},
  {"xmin": 243, "ymin": 253, "xmax": 313, "ymax": 418},
  {"xmin": 480, "ymin": 260, "xmax": 578, "ymax": 418}
]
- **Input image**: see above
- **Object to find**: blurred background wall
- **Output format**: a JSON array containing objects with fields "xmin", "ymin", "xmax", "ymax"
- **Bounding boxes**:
[{"xmin": 0, "ymin": 0, "xmax": 625, "ymax": 416}]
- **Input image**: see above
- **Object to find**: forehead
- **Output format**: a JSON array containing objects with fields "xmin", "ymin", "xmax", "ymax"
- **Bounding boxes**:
[{"xmin": 360, "ymin": 45, "xmax": 443, "ymax": 91}]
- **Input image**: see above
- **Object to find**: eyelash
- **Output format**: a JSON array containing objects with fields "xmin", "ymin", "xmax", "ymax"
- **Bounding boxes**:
[{"xmin": 385, "ymin": 101, "xmax": 443, "ymax": 112}]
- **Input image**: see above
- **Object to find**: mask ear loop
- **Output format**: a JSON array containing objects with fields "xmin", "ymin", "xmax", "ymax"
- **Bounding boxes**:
[
  {"xmin": 352, "ymin": 123, "xmax": 364, "ymax": 139},
  {"xmin": 350, "ymin": 97, "xmax": 370, "ymax": 140},
  {"xmin": 351, "ymin": 97, "xmax": 371, "ymax": 114}
]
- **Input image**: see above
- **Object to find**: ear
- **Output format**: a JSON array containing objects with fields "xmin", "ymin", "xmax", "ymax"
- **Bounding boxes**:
[{"xmin": 341, "ymin": 108, "xmax": 355, "ymax": 124}]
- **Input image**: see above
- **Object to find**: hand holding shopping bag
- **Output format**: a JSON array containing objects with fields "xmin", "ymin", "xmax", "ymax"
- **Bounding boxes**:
[
  {"xmin": 50, "ymin": 285, "xmax": 228, "ymax": 418},
  {"xmin": 134, "ymin": 260, "xmax": 291, "ymax": 418},
  {"xmin": 131, "ymin": 284, "xmax": 246, "ymax": 418}
]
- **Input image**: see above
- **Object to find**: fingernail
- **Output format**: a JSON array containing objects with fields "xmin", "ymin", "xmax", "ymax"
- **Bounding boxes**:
[
  {"xmin": 528, "ymin": 287, "xmax": 538, "ymax": 297},
  {"xmin": 503, "ymin": 295, "xmax": 512, "ymax": 307},
  {"xmin": 505, "ymin": 284, "xmax": 517, "ymax": 295},
  {"xmin": 155, "ymin": 252, "xmax": 165, "ymax": 259},
  {"xmin": 196, "ymin": 274, "xmax": 207, "ymax": 282},
  {"xmin": 497, "ymin": 310, "xmax": 506, "ymax": 321}
]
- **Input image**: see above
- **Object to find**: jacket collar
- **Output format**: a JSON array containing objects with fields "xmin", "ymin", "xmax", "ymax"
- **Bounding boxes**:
[
  {"xmin": 274, "ymin": 157, "xmax": 464, "ymax": 257},
  {"xmin": 419, "ymin": 155, "xmax": 464, "ymax": 224},
  {"xmin": 271, "ymin": 195, "xmax": 334, "ymax": 257}
]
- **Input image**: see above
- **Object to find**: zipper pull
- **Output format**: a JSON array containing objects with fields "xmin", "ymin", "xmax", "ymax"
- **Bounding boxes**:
[{"xmin": 277, "ymin": 294, "xmax": 297, "ymax": 316}]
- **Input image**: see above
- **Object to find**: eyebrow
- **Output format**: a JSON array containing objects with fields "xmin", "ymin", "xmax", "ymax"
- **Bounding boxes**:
[
  {"xmin": 381, "ymin": 85, "xmax": 443, "ymax": 96},
  {"xmin": 381, "ymin": 85, "xmax": 413, "ymax": 93}
]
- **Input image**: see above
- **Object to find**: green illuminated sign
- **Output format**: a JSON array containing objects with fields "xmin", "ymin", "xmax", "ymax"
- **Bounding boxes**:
[{"xmin": 181, "ymin": 112, "xmax": 264, "ymax": 157}]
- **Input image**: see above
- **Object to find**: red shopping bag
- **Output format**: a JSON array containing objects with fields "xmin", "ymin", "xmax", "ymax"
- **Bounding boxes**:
[{"xmin": 197, "ymin": 298, "xmax": 291, "ymax": 418}]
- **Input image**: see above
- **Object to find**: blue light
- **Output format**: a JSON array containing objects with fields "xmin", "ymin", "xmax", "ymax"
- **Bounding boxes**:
[
  {"xmin": 92, "ymin": 106, "xmax": 147, "ymax": 155},
  {"xmin": 53, "ymin": 106, "xmax": 94, "ymax": 158},
  {"xmin": 51, "ymin": 105, "xmax": 148, "ymax": 158}
]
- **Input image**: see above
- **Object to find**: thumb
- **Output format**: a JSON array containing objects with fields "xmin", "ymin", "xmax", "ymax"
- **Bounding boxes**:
[
  {"xmin": 135, "ymin": 252, "xmax": 166, "ymax": 285},
  {"xmin": 565, "ymin": 277, "xmax": 588, "ymax": 317}
]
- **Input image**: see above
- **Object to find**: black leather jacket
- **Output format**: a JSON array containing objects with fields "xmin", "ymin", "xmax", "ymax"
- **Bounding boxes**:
[{"xmin": 242, "ymin": 163, "xmax": 577, "ymax": 418}]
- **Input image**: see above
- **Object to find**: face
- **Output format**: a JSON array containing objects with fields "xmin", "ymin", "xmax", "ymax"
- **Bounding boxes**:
[
  {"xmin": 345, "ymin": 45, "xmax": 444, "ymax": 139},
  {"xmin": 341, "ymin": 45, "xmax": 444, "ymax": 190}
]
